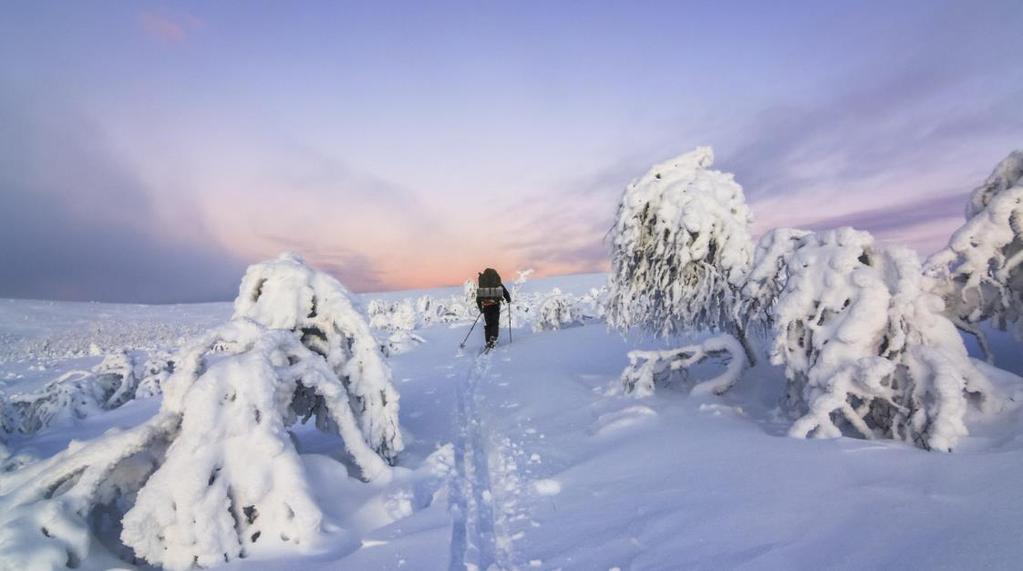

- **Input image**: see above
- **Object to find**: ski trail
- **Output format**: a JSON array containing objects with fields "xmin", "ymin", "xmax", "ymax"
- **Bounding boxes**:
[{"xmin": 448, "ymin": 352, "xmax": 511, "ymax": 570}]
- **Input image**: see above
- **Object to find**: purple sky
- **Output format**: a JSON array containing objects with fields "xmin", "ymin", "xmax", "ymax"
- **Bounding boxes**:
[{"xmin": 1, "ymin": 1, "xmax": 1021, "ymax": 302}]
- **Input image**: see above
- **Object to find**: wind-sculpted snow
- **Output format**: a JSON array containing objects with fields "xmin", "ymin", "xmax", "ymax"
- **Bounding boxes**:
[
  {"xmin": 766, "ymin": 228, "xmax": 1002, "ymax": 451},
  {"xmin": 234, "ymin": 253, "xmax": 403, "ymax": 464},
  {"xmin": 926, "ymin": 150, "xmax": 1023, "ymax": 361}
]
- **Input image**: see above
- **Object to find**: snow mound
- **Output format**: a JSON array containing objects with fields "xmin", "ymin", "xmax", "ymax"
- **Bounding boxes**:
[
  {"xmin": 234, "ymin": 252, "xmax": 403, "ymax": 463},
  {"xmin": 532, "ymin": 479, "xmax": 561, "ymax": 496},
  {"xmin": 592, "ymin": 405, "xmax": 658, "ymax": 436}
]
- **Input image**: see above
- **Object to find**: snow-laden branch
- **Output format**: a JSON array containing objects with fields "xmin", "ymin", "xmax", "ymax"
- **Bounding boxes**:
[{"xmin": 620, "ymin": 334, "xmax": 746, "ymax": 397}]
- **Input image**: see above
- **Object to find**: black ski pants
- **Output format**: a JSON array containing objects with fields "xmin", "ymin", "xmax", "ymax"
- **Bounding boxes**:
[{"xmin": 482, "ymin": 303, "xmax": 501, "ymax": 346}]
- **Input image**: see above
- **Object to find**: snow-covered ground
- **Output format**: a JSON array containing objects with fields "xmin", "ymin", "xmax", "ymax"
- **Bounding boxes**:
[{"xmin": 2, "ymin": 272, "xmax": 1022, "ymax": 570}]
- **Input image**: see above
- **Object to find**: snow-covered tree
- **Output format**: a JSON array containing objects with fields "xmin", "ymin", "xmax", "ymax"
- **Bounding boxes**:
[
  {"xmin": 234, "ymin": 253, "xmax": 403, "ymax": 463},
  {"xmin": 925, "ymin": 150, "xmax": 1023, "ymax": 361},
  {"xmin": 607, "ymin": 147, "xmax": 756, "ymax": 395},
  {"xmin": 532, "ymin": 288, "xmax": 585, "ymax": 332},
  {"xmin": 766, "ymin": 227, "xmax": 1001, "ymax": 451},
  {"xmin": 0, "ymin": 318, "xmax": 397, "ymax": 570},
  {"xmin": 0, "ymin": 254, "xmax": 405, "ymax": 569}
]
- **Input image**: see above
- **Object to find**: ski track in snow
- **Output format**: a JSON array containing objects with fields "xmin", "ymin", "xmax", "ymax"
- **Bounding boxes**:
[{"xmin": 448, "ymin": 350, "xmax": 516, "ymax": 571}]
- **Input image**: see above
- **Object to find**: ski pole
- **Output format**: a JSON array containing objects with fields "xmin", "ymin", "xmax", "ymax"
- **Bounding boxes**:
[
  {"xmin": 459, "ymin": 312, "xmax": 483, "ymax": 349},
  {"xmin": 507, "ymin": 301, "xmax": 513, "ymax": 344}
]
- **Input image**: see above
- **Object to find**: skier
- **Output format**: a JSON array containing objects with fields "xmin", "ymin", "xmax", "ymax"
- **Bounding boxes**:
[{"xmin": 476, "ymin": 268, "xmax": 512, "ymax": 349}]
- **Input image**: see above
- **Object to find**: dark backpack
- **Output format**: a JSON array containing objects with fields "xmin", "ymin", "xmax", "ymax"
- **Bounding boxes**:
[{"xmin": 477, "ymin": 268, "xmax": 504, "ymax": 302}]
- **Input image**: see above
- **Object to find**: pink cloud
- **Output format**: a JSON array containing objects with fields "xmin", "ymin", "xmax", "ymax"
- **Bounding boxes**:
[{"xmin": 140, "ymin": 10, "xmax": 202, "ymax": 43}]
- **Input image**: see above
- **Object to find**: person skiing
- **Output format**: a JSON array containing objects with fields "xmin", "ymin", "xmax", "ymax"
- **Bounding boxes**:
[{"xmin": 476, "ymin": 267, "xmax": 512, "ymax": 349}]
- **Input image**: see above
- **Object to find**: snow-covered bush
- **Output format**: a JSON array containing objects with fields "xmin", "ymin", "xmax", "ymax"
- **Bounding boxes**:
[
  {"xmin": 1, "ymin": 352, "xmax": 139, "ymax": 435},
  {"xmin": 367, "ymin": 299, "xmax": 424, "ymax": 356},
  {"xmin": 380, "ymin": 330, "xmax": 426, "ymax": 357},
  {"xmin": 134, "ymin": 352, "xmax": 175, "ymax": 399},
  {"xmin": 368, "ymin": 299, "xmax": 416, "ymax": 332},
  {"xmin": 533, "ymin": 289, "xmax": 586, "ymax": 332},
  {"xmin": 767, "ymin": 227, "xmax": 1001, "ymax": 451},
  {"xmin": 607, "ymin": 147, "xmax": 755, "ymax": 395},
  {"xmin": 0, "ymin": 318, "xmax": 396, "ymax": 570},
  {"xmin": 579, "ymin": 287, "xmax": 608, "ymax": 320},
  {"xmin": 925, "ymin": 150, "xmax": 1023, "ymax": 360},
  {"xmin": 234, "ymin": 253, "xmax": 403, "ymax": 463}
]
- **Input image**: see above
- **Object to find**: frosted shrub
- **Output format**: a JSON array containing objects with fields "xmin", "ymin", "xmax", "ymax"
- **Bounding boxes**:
[
  {"xmin": 367, "ymin": 299, "xmax": 413, "ymax": 331},
  {"xmin": 580, "ymin": 287, "xmax": 608, "ymax": 320},
  {"xmin": 234, "ymin": 253, "xmax": 403, "ymax": 463},
  {"xmin": 134, "ymin": 352, "xmax": 175, "ymax": 399},
  {"xmin": 0, "ymin": 319, "xmax": 396, "ymax": 570},
  {"xmin": 925, "ymin": 151, "xmax": 1023, "ymax": 361},
  {"xmin": 1, "ymin": 352, "xmax": 139, "ymax": 435},
  {"xmin": 367, "ymin": 299, "xmax": 424, "ymax": 356},
  {"xmin": 607, "ymin": 147, "xmax": 755, "ymax": 395},
  {"xmin": 380, "ymin": 330, "xmax": 426, "ymax": 357},
  {"xmin": 532, "ymin": 289, "xmax": 586, "ymax": 332},
  {"xmin": 767, "ymin": 228, "xmax": 1000, "ymax": 451}
]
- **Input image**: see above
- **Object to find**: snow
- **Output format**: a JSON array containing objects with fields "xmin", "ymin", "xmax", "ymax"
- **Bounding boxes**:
[{"xmin": 1, "ymin": 271, "xmax": 1022, "ymax": 569}]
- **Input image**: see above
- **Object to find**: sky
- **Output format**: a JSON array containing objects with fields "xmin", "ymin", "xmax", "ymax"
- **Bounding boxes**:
[{"xmin": 0, "ymin": 1, "xmax": 1021, "ymax": 303}]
